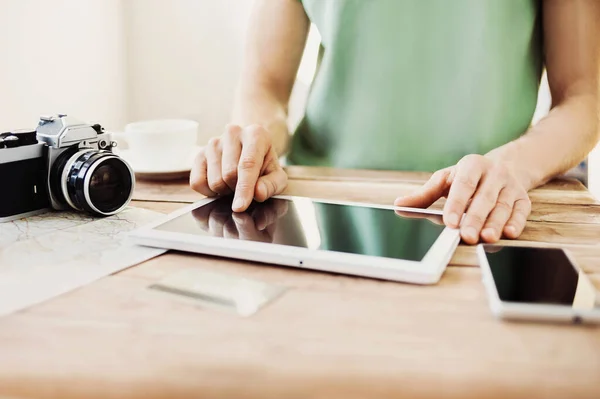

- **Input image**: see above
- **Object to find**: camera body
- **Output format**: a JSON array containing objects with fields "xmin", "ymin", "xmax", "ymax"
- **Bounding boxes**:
[{"xmin": 0, "ymin": 114, "xmax": 135, "ymax": 222}]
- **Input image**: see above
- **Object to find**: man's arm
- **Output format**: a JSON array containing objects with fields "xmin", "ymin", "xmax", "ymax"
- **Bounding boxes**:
[
  {"xmin": 232, "ymin": 0, "xmax": 310, "ymax": 155},
  {"xmin": 190, "ymin": 0, "xmax": 309, "ymax": 211},
  {"xmin": 487, "ymin": 0, "xmax": 600, "ymax": 189}
]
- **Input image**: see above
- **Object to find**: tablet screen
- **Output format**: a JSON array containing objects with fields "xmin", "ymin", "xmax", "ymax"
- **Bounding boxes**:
[{"xmin": 155, "ymin": 196, "xmax": 445, "ymax": 262}]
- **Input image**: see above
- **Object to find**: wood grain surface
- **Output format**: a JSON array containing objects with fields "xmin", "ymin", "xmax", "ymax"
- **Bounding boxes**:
[{"xmin": 0, "ymin": 166, "xmax": 599, "ymax": 399}]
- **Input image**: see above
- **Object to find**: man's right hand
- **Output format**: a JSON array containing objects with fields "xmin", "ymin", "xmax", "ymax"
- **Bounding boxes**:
[{"xmin": 190, "ymin": 124, "xmax": 288, "ymax": 212}]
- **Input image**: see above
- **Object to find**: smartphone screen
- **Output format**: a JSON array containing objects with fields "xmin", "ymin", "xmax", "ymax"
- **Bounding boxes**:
[{"xmin": 483, "ymin": 245, "xmax": 596, "ymax": 308}]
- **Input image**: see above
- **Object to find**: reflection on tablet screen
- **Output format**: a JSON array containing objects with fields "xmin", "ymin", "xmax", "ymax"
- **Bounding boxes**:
[{"xmin": 155, "ymin": 196, "xmax": 445, "ymax": 262}]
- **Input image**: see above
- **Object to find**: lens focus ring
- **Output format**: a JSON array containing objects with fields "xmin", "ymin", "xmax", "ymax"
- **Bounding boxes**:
[{"xmin": 64, "ymin": 151, "xmax": 134, "ymax": 216}]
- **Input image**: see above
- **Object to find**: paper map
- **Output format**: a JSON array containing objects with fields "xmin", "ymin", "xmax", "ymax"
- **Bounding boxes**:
[{"xmin": 0, "ymin": 207, "xmax": 166, "ymax": 316}]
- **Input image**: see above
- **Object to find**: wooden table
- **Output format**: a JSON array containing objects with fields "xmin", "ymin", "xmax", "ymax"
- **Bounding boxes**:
[{"xmin": 1, "ymin": 166, "xmax": 599, "ymax": 399}]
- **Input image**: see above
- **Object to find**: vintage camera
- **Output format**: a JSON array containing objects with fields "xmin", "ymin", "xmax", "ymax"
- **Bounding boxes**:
[{"xmin": 0, "ymin": 114, "xmax": 135, "ymax": 222}]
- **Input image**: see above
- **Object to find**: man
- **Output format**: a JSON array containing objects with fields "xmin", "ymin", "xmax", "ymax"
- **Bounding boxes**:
[{"xmin": 190, "ymin": 0, "xmax": 600, "ymax": 245}]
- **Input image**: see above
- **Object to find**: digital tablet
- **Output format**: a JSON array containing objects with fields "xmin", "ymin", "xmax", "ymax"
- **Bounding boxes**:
[{"xmin": 129, "ymin": 195, "xmax": 460, "ymax": 284}]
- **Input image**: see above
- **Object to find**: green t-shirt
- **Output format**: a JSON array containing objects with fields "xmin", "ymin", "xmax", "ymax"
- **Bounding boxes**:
[{"xmin": 289, "ymin": 0, "xmax": 543, "ymax": 172}]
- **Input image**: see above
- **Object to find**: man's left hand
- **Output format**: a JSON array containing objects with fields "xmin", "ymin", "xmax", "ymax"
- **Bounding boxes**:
[{"xmin": 394, "ymin": 154, "xmax": 531, "ymax": 244}]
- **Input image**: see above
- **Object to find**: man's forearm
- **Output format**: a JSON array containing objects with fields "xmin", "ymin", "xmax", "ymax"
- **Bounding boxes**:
[
  {"xmin": 232, "ymin": 86, "xmax": 291, "ymax": 157},
  {"xmin": 486, "ymin": 94, "xmax": 599, "ymax": 190}
]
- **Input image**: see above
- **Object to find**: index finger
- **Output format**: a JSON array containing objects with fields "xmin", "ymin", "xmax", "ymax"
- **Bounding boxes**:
[
  {"xmin": 443, "ymin": 165, "xmax": 483, "ymax": 228},
  {"xmin": 394, "ymin": 168, "xmax": 452, "ymax": 209},
  {"xmin": 233, "ymin": 130, "xmax": 269, "ymax": 212}
]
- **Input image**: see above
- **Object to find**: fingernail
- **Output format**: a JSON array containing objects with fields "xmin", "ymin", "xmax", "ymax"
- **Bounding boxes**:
[
  {"xmin": 482, "ymin": 228, "xmax": 496, "ymax": 239},
  {"xmin": 506, "ymin": 225, "xmax": 517, "ymax": 236},
  {"xmin": 232, "ymin": 198, "xmax": 245, "ymax": 211},
  {"xmin": 447, "ymin": 213, "xmax": 459, "ymax": 227},
  {"xmin": 463, "ymin": 226, "xmax": 478, "ymax": 241}
]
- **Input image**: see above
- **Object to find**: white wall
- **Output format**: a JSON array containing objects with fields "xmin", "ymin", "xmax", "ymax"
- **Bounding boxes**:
[
  {"xmin": 123, "ymin": 0, "xmax": 253, "ymax": 144},
  {"xmin": 0, "ymin": 0, "xmax": 127, "ymax": 132}
]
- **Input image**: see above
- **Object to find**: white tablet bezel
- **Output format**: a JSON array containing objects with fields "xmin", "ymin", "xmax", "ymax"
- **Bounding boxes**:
[
  {"xmin": 476, "ymin": 244, "xmax": 600, "ymax": 324},
  {"xmin": 129, "ymin": 195, "xmax": 461, "ymax": 284}
]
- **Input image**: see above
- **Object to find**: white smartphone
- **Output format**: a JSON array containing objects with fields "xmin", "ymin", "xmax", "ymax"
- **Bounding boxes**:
[{"xmin": 477, "ymin": 244, "xmax": 600, "ymax": 324}]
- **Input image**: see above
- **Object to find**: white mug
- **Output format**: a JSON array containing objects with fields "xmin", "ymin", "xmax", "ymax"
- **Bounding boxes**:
[{"xmin": 112, "ymin": 119, "xmax": 199, "ymax": 173}]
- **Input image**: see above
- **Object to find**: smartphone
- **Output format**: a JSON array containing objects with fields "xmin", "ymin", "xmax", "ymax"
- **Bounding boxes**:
[{"xmin": 477, "ymin": 244, "xmax": 600, "ymax": 324}]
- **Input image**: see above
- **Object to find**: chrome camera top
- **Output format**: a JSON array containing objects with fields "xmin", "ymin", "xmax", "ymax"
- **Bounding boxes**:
[{"xmin": 0, "ymin": 114, "xmax": 135, "ymax": 222}]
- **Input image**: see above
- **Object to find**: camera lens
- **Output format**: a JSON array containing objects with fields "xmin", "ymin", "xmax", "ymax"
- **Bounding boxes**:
[
  {"xmin": 60, "ymin": 150, "xmax": 134, "ymax": 216},
  {"xmin": 87, "ymin": 159, "xmax": 132, "ymax": 214}
]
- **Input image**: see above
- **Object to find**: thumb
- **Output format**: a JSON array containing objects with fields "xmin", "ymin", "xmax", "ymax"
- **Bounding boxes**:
[
  {"xmin": 253, "ymin": 148, "xmax": 288, "ymax": 202},
  {"xmin": 394, "ymin": 168, "xmax": 452, "ymax": 209},
  {"xmin": 254, "ymin": 168, "xmax": 288, "ymax": 202}
]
